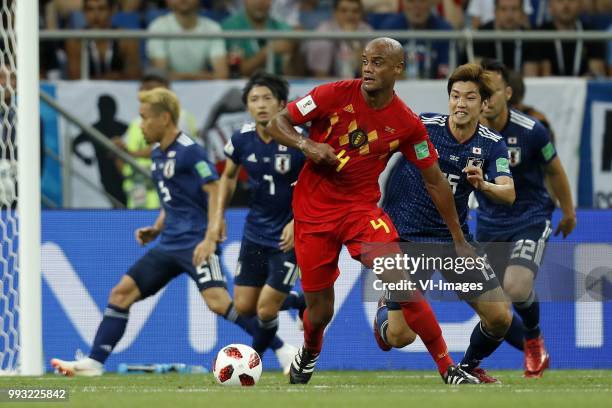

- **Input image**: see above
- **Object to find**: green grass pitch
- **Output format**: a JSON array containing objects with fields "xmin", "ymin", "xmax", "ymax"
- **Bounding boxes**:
[{"xmin": 1, "ymin": 370, "xmax": 611, "ymax": 408}]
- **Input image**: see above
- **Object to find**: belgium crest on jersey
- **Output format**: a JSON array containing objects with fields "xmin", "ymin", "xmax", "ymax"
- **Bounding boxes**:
[
  {"xmin": 275, "ymin": 154, "xmax": 291, "ymax": 174},
  {"xmin": 349, "ymin": 128, "xmax": 367, "ymax": 148}
]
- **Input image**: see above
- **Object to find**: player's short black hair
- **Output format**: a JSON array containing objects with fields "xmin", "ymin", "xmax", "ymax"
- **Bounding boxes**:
[
  {"xmin": 494, "ymin": 0, "xmax": 522, "ymax": 8},
  {"xmin": 507, "ymin": 69, "xmax": 525, "ymax": 105},
  {"xmin": 142, "ymin": 67, "xmax": 170, "ymax": 87},
  {"xmin": 241, "ymin": 71, "xmax": 289, "ymax": 106},
  {"xmin": 84, "ymin": 0, "xmax": 117, "ymax": 9},
  {"xmin": 333, "ymin": 0, "xmax": 364, "ymax": 10},
  {"xmin": 480, "ymin": 59, "xmax": 510, "ymax": 85},
  {"xmin": 447, "ymin": 63, "xmax": 495, "ymax": 101}
]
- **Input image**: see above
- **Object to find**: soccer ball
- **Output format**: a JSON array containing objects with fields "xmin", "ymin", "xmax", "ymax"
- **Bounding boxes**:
[{"xmin": 212, "ymin": 344, "xmax": 262, "ymax": 386}]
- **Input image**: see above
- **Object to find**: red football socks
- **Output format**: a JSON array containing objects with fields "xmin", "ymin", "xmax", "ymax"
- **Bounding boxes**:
[
  {"xmin": 302, "ymin": 308, "xmax": 325, "ymax": 354},
  {"xmin": 400, "ymin": 296, "xmax": 453, "ymax": 375}
]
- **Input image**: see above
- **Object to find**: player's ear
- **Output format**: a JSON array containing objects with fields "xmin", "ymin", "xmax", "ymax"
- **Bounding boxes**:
[
  {"xmin": 395, "ymin": 61, "xmax": 404, "ymax": 76},
  {"xmin": 162, "ymin": 111, "xmax": 172, "ymax": 126},
  {"xmin": 505, "ymin": 85, "xmax": 512, "ymax": 102},
  {"xmin": 481, "ymin": 97, "xmax": 489, "ymax": 112}
]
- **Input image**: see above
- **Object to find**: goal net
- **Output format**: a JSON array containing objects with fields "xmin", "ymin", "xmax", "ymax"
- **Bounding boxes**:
[
  {"xmin": 0, "ymin": 0, "xmax": 19, "ymax": 374},
  {"xmin": 0, "ymin": 0, "xmax": 42, "ymax": 375}
]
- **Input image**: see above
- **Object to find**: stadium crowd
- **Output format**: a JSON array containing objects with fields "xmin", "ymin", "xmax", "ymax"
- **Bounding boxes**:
[{"xmin": 39, "ymin": 0, "xmax": 612, "ymax": 80}]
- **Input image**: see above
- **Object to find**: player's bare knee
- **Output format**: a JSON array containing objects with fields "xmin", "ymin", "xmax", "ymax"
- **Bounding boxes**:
[
  {"xmin": 307, "ymin": 305, "xmax": 334, "ymax": 328},
  {"xmin": 504, "ymin": 281, "xmax": 532, "ymax": 303},
  {"xmin": 387, "ymin": 326, "xmax": 416, "ymax": 348},
  {"xmin": 234, "ymin": 297, "xmax": 256, "ymax": 316},
  {"xmin": 207, "ymin": 299, "xmax": 230, "ymax": 316},
  {"xmin": 504, "ymin": 267, "xmax": 534, "ymax": 302},
  {"xmin": 257, "ymin": 305, "xmax": 280, "ymax": 322},
  {"xmin": 108, "ymin": 281, "xmax": 138, "ymax": 309},
  {"xmin": 202, "ymin": 288, "xmax": 232, "ymax": 316},
  {"xmin": 482, "ymin": 307, "xmax": 512, "ymax": 337},
  {"xmin": 256, "ymin": 300, "xmax": 281, "ymax": 322}
]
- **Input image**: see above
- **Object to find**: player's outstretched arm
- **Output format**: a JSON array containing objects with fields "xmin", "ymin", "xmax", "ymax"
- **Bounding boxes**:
[
  {"xmin": 420, "ymin": 163, "xmax": 474, "ymax": 256},
  {"xmin": 210, "ymin": 159, "xmax": 240, "ymax": 242},
  {"xmin": 193, "ymin": 181, "xmax": 221, "ymax": 266},
  {"xmin": 135, "ymin": 209, "xmax": 165, "ymax": 246},
  {"xmin": 464, "ymin": 165, "xmax": 516, "ymax": 205},
  {"xmin": 544, "ymin": 157, "xmax": 577, "ymax": 238},
  {"xmin": 266, "ymin": 109, "xmax": 338, "ymax": 166}
]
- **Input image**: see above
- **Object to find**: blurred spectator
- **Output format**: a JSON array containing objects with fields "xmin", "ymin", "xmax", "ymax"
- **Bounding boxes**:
[
  {"xmin": 65, "ymin": 0, "xmax": 141, "ymax": 79},
  {"xmin": 222, "ymin": 0, "xmax": 296, "ymax": 77},
  {"xmin": 120, "ymin": 0, "xmax": 142, "ymax": 10},
  {"xmin": 270, "ymin": 0, "xmax": 302, "ymax": 27},
  {"xmin": 581, "ymin": 0, "xmax": 612, "ymax": 29},
  {"xmin": 39, "ymin": 0, "xmax": 65, "ymax": 79},
  {"xmin": 375, "ymin": 0, "xmax": 453, "ymax": 78},
  {"xmin": 118, "ymin": 68, "xmax": 198, "ymax": 208},
  {"xmin": 473, "ymin": 0, "xmax": 531, "ymax": 73},
  {"xmin": 147, "ymin": 0, "xmax": 228, "ymax": 80},
  {"xmin": 435, "ymin": 0, "xmax": 466, "ymax": 29},
  {"xmin": 530, "ymin": 0, "xmax": 549, "ymax": 27},
  {"xmin": 467, "ymin": 0, "xmax": 532, "ymax": 28},
  {"xmin": 41, "ymin": 0, "xmax": 59, "ymax": 29},
  {"xmin": 362, "ymin": 0, "xmax": 400, "ymax": 12},
  {"xmin": 523, "ymin": 0, "xmax": 606, "ymax": 77},
  {"xmin": 44, "ymin": 0, "xmax": 83, "ymax": 28},
  {"xmin": 608, "ymin": 22, "xmax": 612, "ymax": 76},
  {"xmin": 304, "ymin": 0, "xmax": 372, "ymax": 78}
]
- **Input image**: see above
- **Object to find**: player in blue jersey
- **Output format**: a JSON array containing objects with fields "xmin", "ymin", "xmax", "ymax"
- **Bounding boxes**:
[
  {"xmin": 477, "ymin": 60, "xmax": 576, "ymax": 378},
  {"xmin": 211, "ymin": 72, "xmax": 306, "ymax": 373},
  {"xmin": 373, "ymin": 63, "xmax": 517, "ymax": 383},
  {"xmin": 50, "ymin": 88, "xmax": 285, "ymax": 376}
]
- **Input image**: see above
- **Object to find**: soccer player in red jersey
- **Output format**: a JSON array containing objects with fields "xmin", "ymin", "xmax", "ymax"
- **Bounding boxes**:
[{"xmin": 266, "ymin": 37, "xmax": 478, "ymax": 385}]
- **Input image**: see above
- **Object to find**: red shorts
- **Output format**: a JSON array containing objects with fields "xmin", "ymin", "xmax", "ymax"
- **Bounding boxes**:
[{"xmin": 294, "ymin": 208, "xmax": 399, "ymax": 292}]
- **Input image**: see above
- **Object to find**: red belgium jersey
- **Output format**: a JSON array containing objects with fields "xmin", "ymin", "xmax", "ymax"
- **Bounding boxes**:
[{"xmin": 286, "ymin": 79, "xmax": 438, "ymax": 224}]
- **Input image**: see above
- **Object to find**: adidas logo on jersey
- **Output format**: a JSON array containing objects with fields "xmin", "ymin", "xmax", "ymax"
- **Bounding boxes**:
[{"xmin": 247, "ymin": 153, "xmax": 258, "ymax": 163}]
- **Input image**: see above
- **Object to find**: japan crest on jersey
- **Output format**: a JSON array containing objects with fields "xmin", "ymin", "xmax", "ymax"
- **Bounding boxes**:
[
  {"xmin": 508, "ymin": 147, "xmax": 521, "ymax": 166},
  {"xmin": 163, "ymin": 159, "xmax": 176, "ymax": 178},
  {"xmin": 466, "ymin": 157, "xmax": 484, "ymax": 169},
  {"xmin": 274, "ymin": 154, "xmax": 291, "ymax": 174}
]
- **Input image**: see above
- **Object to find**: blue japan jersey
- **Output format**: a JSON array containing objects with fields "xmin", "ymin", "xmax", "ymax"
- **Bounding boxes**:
[
  {"xmin": 476, "ymin": 109, "xmax": 556, "ymax": 234},
  {"xmin": 225, "ymin": 123, "xmax": 305, "ymax": 248},
  {"xmin": 384, "ymin": 113, "xmax": 511, "ymax": 242},
  {"xmin": 151, "ymin": 133, "xmax": 218, "ymax": 250}
]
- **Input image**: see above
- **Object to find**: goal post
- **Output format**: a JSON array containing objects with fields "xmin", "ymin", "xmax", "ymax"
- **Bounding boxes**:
[{"xmin": 16, "ymin": 0, "xmax": 42, "ymax": 375}]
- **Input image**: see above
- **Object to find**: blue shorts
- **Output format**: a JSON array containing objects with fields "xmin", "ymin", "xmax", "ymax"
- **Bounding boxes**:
[
  {"xmin": 126, "ymin": 246, "xmax": 226, "ymax": 299},
  {"xmin": 477, "ymin": 220, "xmax": 553, "ymax": 278},
  {"xmin": 234, "ymin": 239, "xmax": 300, "ymax": 294}
]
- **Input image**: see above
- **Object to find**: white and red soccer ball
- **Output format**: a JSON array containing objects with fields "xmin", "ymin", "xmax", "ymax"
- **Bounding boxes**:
[{"xmin": 213, "ymin": 344, "xmax": 262, "ymax": 386}]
